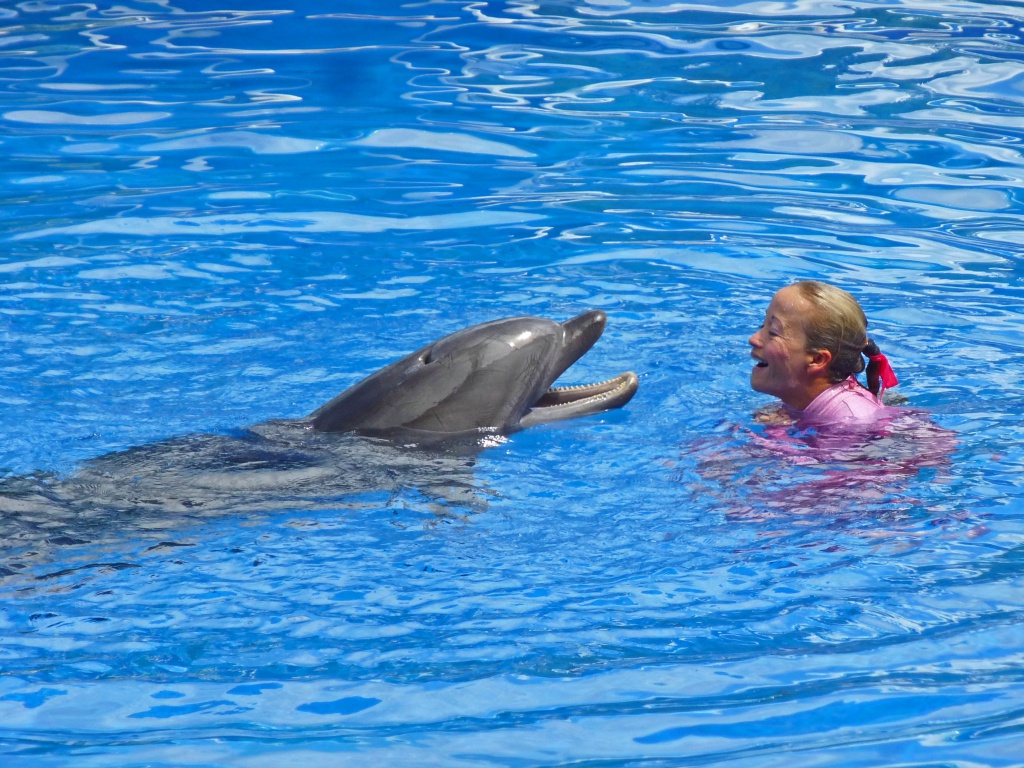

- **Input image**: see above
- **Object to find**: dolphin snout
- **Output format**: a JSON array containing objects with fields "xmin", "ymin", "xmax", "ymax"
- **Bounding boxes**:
[{"xmin": 561, "ymin": 309, "xmax": 607, "ymax": 352}]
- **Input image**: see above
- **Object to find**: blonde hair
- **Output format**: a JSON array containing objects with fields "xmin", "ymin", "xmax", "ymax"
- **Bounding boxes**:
[{"xmin": 793, "ymin": 280, "xmax": 869, "ymax": 383}]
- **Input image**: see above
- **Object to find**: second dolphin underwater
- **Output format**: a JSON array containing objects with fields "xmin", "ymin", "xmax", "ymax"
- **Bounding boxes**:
[{"xmin": 0, "ymin": 311, "xmax": 637, "ymax": 564}]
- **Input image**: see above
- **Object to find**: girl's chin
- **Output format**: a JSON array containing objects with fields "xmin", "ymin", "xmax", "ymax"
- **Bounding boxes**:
[{"xmin": 750, "ymin": 369, "xmax": 772, "ymax": 394}]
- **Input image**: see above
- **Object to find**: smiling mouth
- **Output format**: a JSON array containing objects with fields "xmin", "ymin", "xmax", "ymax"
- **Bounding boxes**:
[{"xmin": 754, "ymin": 360, "xmax": 768, "ymax": 368}]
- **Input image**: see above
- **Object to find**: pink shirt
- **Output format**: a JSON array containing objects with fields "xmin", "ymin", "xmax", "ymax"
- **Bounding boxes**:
[{"xmin": 786, "ymin": 377, "xmax": 884, "ymax": 428}]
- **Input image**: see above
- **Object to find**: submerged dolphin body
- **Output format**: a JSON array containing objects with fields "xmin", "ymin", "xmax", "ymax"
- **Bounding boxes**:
[
  {"xmin": 308, "ymin": 310, "xmax": 638, "ymax": 437},
  {"xmin": 0, "ymin": 311, "xmax": 637, "ymax": 571}
]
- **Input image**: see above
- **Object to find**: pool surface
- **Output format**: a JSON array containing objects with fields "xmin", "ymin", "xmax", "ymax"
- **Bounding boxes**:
[{"xmin": 2, "ymin": 1, "xmax": 1024, "ymax": 765}]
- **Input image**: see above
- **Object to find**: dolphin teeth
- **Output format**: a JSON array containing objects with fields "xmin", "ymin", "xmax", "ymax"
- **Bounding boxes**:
[
  {"xmin": 516, "ymin": 371, "xmax": 638, "ymax": 428},
  {"xmin": 534, "ymin": 373, "xmax": 636, "ymax": 409}
]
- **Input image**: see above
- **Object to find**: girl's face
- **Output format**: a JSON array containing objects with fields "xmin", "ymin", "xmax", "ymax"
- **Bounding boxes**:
[{"xmin": 748, "ymin": 286, "xmax": 820, "ymax": 409}]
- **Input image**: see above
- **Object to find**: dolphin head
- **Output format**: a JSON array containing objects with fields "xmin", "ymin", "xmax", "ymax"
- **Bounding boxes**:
[{"xmin": 308, "ymin": 310, "xmax": 638, "ymax": 437}]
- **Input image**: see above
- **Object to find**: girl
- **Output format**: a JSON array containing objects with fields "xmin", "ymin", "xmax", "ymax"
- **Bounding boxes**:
[{"xmin": 749, "ymin": 280, "xmax": 898, "ymax": 428}]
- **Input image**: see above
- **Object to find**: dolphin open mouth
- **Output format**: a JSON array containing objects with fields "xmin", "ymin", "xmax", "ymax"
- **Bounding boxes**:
[
  {"xmin": 520, "ymin": 372, "xmax": 640, "ymax": 427},
  {"xmin": 518, "ymin": 310, "xmax": 639, "ymax": 428}
]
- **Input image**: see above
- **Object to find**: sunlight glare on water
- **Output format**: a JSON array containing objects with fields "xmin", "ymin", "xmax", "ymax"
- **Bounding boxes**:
[{"xmin": 1, "ymin": 0, "xmax": 1024, "ymax": 765}]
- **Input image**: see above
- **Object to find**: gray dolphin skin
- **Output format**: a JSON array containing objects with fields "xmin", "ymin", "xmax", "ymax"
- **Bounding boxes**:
[{"xmin": 308, "ymin": 309, "xmax": 638, "ymax": 436}]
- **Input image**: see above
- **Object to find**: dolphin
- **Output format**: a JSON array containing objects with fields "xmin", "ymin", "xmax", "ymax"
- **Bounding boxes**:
[
  {"xmin": 0, "ymin": 310, "xmax": 637, "ymax": 571},
  {"xmin": 308, "ymin": 309, "xmax": 638, "ymax": 436}
]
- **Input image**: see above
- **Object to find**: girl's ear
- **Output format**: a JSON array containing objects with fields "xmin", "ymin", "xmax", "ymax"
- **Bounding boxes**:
[{"xmin": 807, "ymin": 348, "xmax": 832, "ymax": 376}]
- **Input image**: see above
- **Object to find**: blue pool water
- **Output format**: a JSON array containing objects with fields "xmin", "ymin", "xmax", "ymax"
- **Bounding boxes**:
[{"xmin": 2, "ymin": 0, "xmax": 1024, "ymax": 765}]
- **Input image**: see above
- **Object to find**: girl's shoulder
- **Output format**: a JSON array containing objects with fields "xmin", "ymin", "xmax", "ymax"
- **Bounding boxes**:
[{"xmin": 801, "ymin": 378, "xmax": 883, "ymax": 426}]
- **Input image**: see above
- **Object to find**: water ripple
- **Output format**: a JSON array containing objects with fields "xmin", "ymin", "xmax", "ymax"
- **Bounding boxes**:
[{"xmin": 2, "ymin": 1, "xmax": 1024, "ymax": 766}]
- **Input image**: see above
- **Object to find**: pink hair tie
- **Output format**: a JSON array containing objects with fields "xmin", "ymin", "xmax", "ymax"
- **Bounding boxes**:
[{"xmin": 864, "ymin": 339, "xmax": 898, "ymax": 396}]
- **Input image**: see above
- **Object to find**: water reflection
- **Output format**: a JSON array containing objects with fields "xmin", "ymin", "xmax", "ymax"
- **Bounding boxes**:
[{"xmin": 676, "ymin": 404, "xmax": 959, "ymax": 527}]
